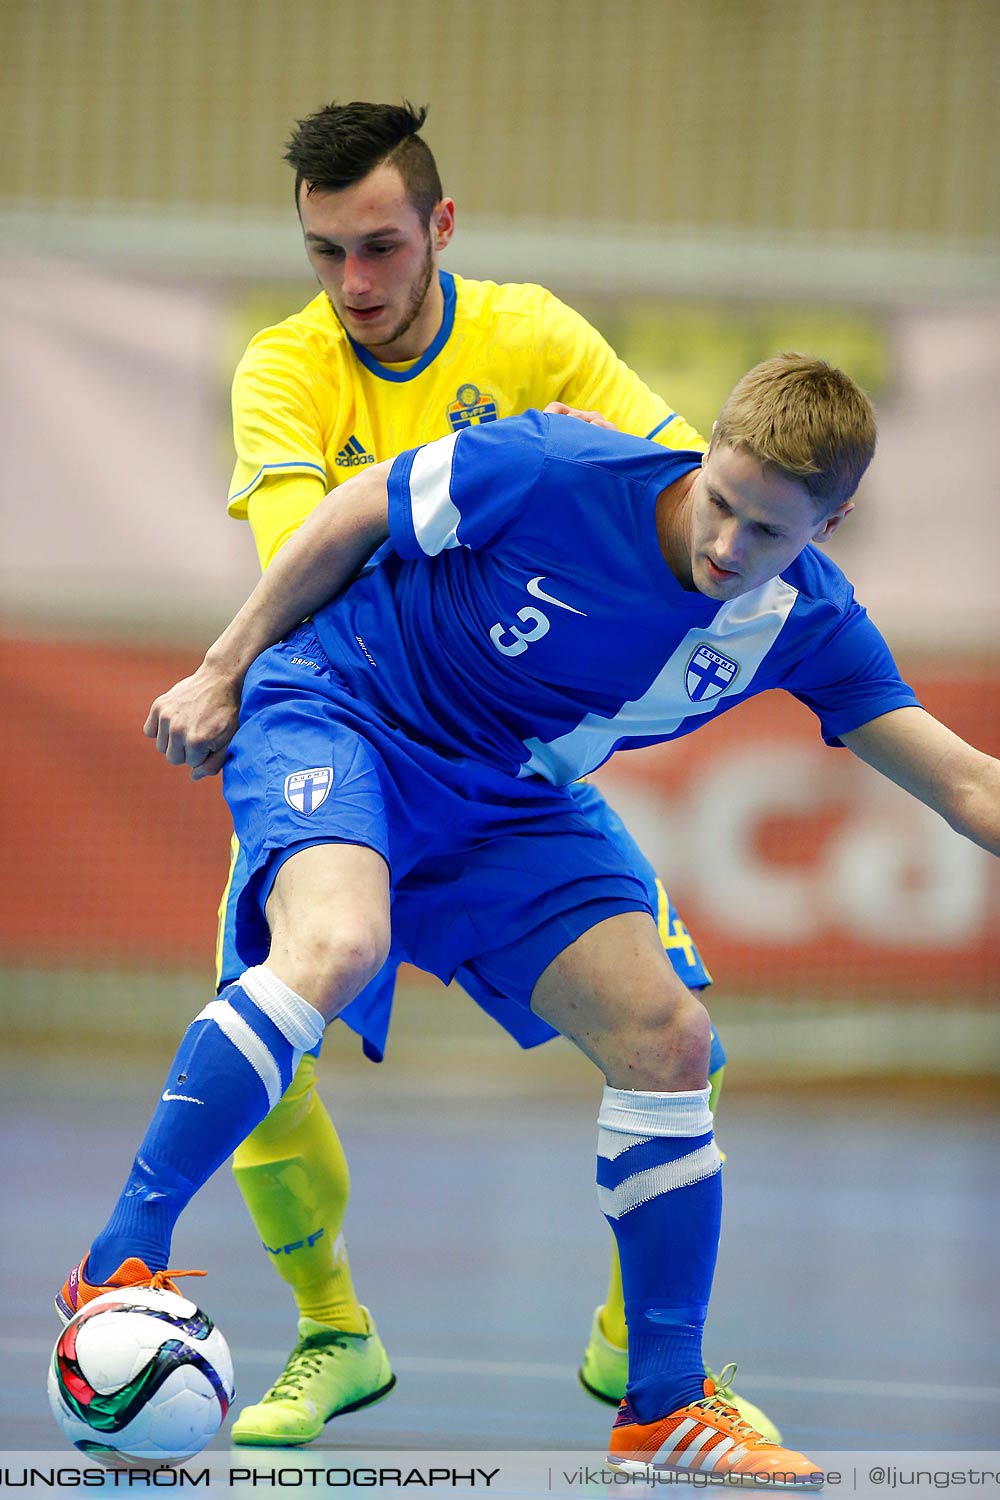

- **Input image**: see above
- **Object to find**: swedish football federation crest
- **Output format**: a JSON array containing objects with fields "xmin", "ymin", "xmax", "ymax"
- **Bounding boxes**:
[
  {"xmin": 447, "ymin": 382, "xmax": 499, "ymax": 431},
  {"xmin": 284, "ymin": 767, "xmax": 333, "ymax": 815},
  {"xmin": 685, "ymin": 644, "xmax": 739, "ymax": 702}
]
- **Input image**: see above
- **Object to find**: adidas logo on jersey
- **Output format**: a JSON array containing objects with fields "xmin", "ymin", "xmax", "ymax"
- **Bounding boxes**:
[{"xmin": 335, "ymin": 434, "xmax": 375, "ymax": 468}]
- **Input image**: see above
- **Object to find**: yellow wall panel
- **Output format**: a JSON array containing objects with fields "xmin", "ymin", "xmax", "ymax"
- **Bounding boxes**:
[{"xmin": 2, "ymin": 0, "xmax": 998, "ymax": 244}]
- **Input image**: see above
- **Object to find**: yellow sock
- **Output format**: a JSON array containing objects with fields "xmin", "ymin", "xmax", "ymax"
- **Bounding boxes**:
[
  {"xmin": 599, "ymin": 1241, "xmax": 628, "ymax": 1350},
  {"xmin": 598, "ymin": 1065, "xmax": 726, "ymax": 1350},
  {"xmin": 232, "ymin": 1052, "xmax": 369, "ymax": 1333}
]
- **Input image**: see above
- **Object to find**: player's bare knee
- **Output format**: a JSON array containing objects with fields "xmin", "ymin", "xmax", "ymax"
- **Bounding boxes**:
[
  {"xmin": 606, "ymin": 987, "xmax": 711, "ymax": 1091},
  {"xmin": 328, "ymin": 920, "xmax": 390, "ymax": 995},
  {"xmin": 268, "ymin": 913, "xmax": 389, "ymax": 1020},
  {"xmin": 660, "ymin": 988, "xmax": 712, "ymax": 1077},
  {"xmin": 307, "ymin": 922, "xmax": 387, "ymax": 1010}
]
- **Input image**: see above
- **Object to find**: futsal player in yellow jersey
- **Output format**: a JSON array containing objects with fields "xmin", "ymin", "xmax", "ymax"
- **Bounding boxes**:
[
  {"xmin": 222, "ymin": 101, "xmax": 776, "ymax": 1447},
  {"xmin": 228, "ymin": 273, "xmax": 701, "ymax": 565}
]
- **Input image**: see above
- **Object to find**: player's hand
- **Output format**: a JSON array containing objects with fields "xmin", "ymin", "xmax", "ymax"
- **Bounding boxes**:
[
  {"xmin": 543, "ymin": 400, "xmax": 619, "ymax": 431},
  {"xmin": 143, "ymin": 663, "xmax": 241, "ymax": 781}
]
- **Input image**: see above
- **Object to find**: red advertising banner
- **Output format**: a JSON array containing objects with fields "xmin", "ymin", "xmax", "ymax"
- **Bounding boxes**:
[
  {"xmin": 593, "ymin": 678, "xmax": 998, "ymax": 998},
  {"xmin": 3, "ymin": 638, "xmax": 997, "ymax": 999}
]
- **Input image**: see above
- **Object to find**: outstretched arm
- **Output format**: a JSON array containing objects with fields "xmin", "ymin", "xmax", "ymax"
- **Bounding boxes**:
[
  {"xmin": 145, "ymin": 462, "xmax": 391, "ymax": 779},
  {"xmin": 842, "ymin": 706, "xmax": 1000, "ymax": 855}
]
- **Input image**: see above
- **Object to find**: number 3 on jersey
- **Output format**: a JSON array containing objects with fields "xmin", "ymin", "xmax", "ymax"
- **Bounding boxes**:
[{"xmin": 489, "ymin": 576, "xmax": 587, "ymax": 658}]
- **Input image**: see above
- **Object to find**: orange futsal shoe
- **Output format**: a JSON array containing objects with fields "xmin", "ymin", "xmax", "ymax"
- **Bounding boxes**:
[
  {"xmin": 55, "ymin": 1256, "xmax": 206, "ymax": 1326},
  {"xmin": 608, "ymin": 1368, "xmax": 824, "ymax": 1490}
]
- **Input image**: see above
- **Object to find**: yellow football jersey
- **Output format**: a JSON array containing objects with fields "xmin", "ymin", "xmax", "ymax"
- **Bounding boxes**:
[{"xmin": 229, "ymin": 271, "xmax": 705, "ymax": 567}]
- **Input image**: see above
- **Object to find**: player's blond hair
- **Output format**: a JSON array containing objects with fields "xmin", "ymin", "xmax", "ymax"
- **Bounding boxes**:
[{"xmin": 711, "ymin": 353, "xmax": 876, "ymax": 510}]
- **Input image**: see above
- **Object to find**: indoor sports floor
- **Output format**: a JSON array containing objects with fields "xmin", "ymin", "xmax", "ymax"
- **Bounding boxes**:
[{"xmin": 2, "ymin": 1039, "xmax": 998, "ymax": 1460}]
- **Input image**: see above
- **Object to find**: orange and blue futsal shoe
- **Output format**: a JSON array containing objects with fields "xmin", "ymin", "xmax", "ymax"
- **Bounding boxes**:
[
  {"xmin": 56, "ymin": 1257, "xmax": 206, "ymax": 1326},
  {"xmin": 608, "ymin": 1367, "xmax": 824, "ymax": 1489}
]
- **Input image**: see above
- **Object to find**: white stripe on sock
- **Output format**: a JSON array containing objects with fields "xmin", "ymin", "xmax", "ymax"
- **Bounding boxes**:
[
  {"xmin": 239, "ymin": 965, "xmax": 325, "ymax": 1051},
  {"xmin": 597, "ymin": 1128, "xmax": 651, "ymax": 1161},
  {"xmin": 195, "ymin": 998, "xmax": 284, "ymax": 1111},
  {"xmin": 597, "ymin": 1141, "xmax": 722, "ymax": 1219}
]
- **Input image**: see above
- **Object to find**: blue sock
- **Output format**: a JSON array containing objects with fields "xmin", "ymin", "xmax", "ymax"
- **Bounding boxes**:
[
  {"xmin": 598, "ymin": 1085, "xmax": 722, "ymax": 1423},
  {"xmin": 88, "ymin": 966, "xmax": 325, "ymax": 1282}
]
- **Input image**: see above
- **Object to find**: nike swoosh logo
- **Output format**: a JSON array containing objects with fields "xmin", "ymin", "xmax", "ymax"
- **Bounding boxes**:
[
  {"xmin": 526, "ymin": 576, "xmax": 587, "ymax": 616},
  {"xmin": 161, "ymin": 1090, "xmax": 205, "ymax": 1105}
]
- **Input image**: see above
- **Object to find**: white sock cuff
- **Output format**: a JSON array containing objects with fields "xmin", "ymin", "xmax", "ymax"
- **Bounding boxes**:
[
  {"xmin": 239, "ymin": 965, "xmax": 326, "ymax": 1052},
  {"xmin": 598, "ymin": 1085, "xmax": 713, "ymax": 1139}
]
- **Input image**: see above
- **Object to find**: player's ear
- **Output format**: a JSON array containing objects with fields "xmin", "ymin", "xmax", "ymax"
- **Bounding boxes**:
[
  {"xmin": 432, "ymin": 198, "xmax": 456, "ymax": 252},
  {"xmin": 813, "ymin": 499, "xmax": 855, "ymax": 544}
]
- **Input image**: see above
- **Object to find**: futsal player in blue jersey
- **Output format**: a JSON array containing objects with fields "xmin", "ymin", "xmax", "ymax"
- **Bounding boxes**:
[
  {"xmin": 60, "ymin": 355, "xmax": 999, "ymax": 1482},
  {"xmin": 220, "ymin": 99, "xmax": 737, "ymax": 1447}
]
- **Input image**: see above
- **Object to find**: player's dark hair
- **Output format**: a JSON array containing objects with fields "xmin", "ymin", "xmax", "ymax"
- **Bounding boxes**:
[
  {"xmin": 712, "ymin": 353, "xmax": 877, "ymax": 510},
  {"xmin": 285, "ymin": 101, "xmax": 442, "ymax": 223}
]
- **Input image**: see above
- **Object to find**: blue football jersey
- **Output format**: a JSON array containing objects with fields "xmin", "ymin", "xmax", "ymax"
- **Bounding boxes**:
[{"xmin": 312, "ymin": 411, "xmax": 919, "ymax": 783}]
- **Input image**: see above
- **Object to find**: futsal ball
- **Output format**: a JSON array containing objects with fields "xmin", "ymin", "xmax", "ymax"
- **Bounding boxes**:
[{"xmin": 48, "ymin": 1287, "xmax": 234, "ymax": 1465}]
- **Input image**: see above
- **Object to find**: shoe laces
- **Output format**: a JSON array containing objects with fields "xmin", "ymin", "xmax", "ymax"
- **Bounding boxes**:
[
  {"xmin": 696, "ymin": 1363, "xmax": 768, "ymax": 1446},
  {"xmin": 147, "ymin": 1267, "xmax": 206, "ymax": 1296},
  {"xmin": 264, "ymin": 1329, "xmax": 353, "ymax": 1402}
]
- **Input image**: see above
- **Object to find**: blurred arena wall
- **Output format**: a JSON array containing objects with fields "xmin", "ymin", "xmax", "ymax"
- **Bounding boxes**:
[
  {"xmin": 3, "ymin": 0, "xmax": 997, "ymax": 292},
  {"xmin": 1, "ymin": 0, "xmax": 997, "ymax": 1081}
]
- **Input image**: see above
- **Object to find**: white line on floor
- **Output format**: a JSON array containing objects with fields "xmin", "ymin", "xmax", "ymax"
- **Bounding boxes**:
[{"xmin": 14, "ymin": 1337, "xmax": 998, "ymax": 1404}]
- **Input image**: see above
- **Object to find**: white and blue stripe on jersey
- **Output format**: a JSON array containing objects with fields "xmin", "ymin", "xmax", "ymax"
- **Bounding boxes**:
[{"xmin": 311, "ymin": 410, "xmax": 919, "ymax": 784}]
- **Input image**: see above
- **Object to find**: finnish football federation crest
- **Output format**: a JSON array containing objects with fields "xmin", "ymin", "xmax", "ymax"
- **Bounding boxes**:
[
  {"xmin": 447, "ymin": 382, "xmax": 499, "ymax": 431},
  {"xmin": 283, "ymin": 767, "xmax": 333, "ymax": 815},
  {"xmin": 685, "ymin": 644, "xmax": 739, "ymax": 702}
]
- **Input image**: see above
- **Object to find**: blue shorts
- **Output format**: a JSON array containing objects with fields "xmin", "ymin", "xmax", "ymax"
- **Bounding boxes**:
[{"xmin": 218, "ymin": 625, "xmax": 723, "ymax": 1073}]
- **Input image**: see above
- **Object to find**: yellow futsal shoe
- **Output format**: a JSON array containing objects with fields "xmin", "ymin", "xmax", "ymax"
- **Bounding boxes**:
[
  {"xmin": 231, "ymin": 1312, "xmax": 395, "ymax": 1446},
  {"xmin": 578, "ymin": 1305, "xmax": 630, "ymax": 1404},
  {"xmin": 579, "ymin": 1308, "xmax": 782, "ymax": 1444}
]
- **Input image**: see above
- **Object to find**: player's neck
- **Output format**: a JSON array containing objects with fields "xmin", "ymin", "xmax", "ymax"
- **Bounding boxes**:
[
  {"xmin": 361, "ymin": 273, "xmax": 445, "ymax": 364},
  {"xmin": 655, "ymin": 472, "xmax": 697, "ymax": 590}
]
